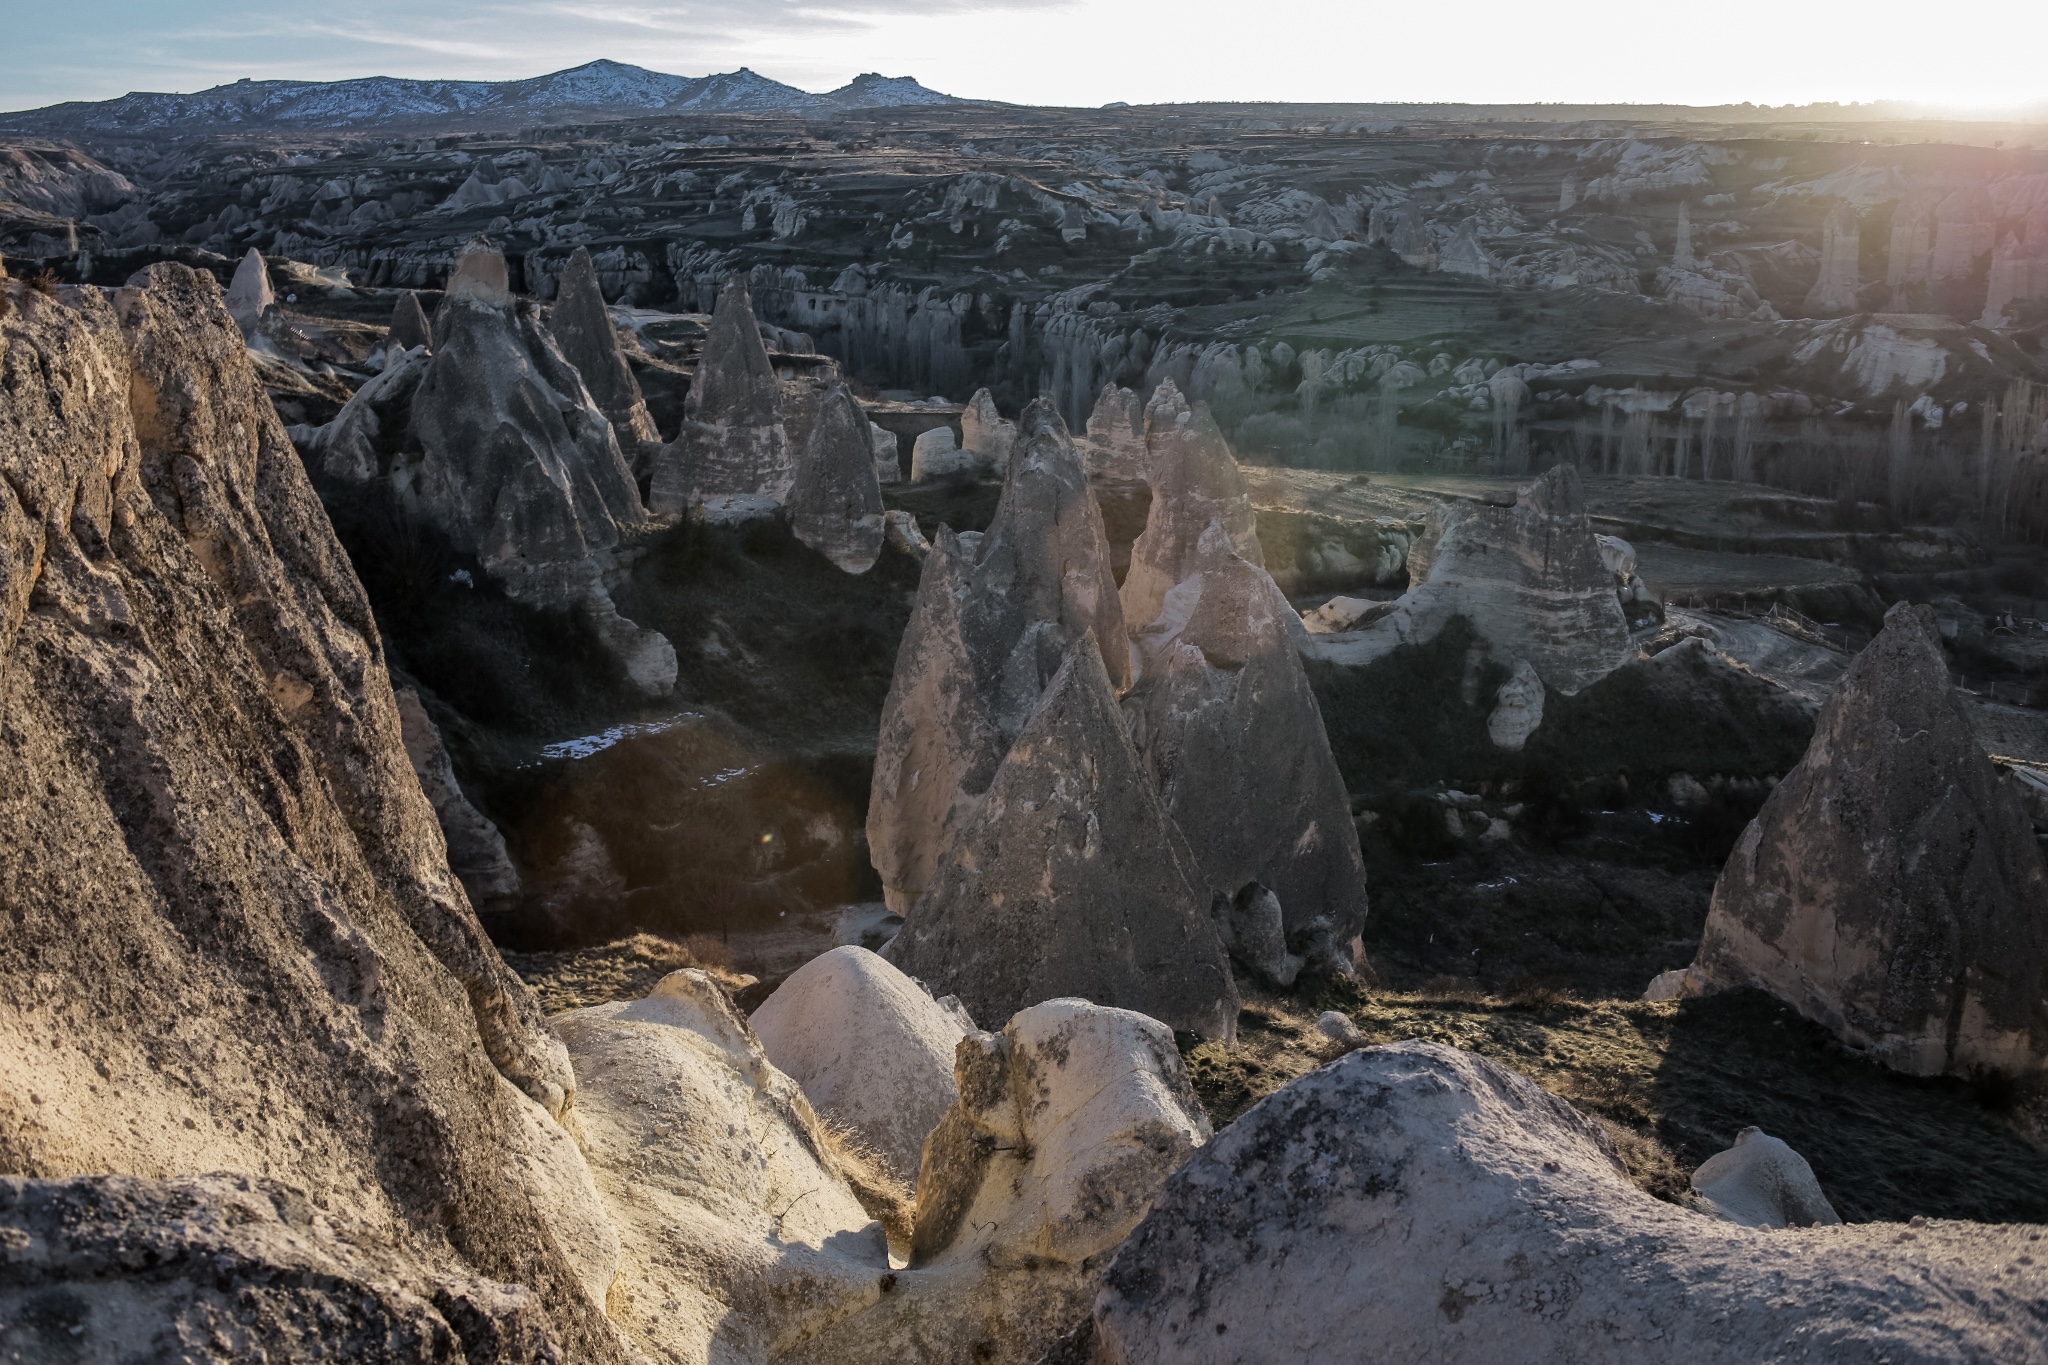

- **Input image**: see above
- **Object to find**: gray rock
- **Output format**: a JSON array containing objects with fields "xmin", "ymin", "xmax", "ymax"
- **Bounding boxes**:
[
  {"xmin": 1487, "ymin": 657, "xmax": 1545, "ymax": 750},
  {"xmin": 910, "ymin": 422, "xmax": 972, "ymax": 480},
  {"xmin": 223, "ymin": 246, "xmax": 272, "ymax": 334},
  {"xmin": 870, "ymin": 420, "xmax": 903, "ymax": 484},
  {"xmin": 1214, "ymin": 883, "xmax": 1302, "ymax": 987},
  {"xmin": 867, "ymin": 399, "xmax": 1129, "ymax": 912},
  {"xmin": 1673, "ymin": 602, "xmax": 2048, "ymax": 1078},
  {"xmin": 395, "ymin": 686, "xmax": 521, "ymax": 908},
  {"xmin": 1314, "ymin": 1009, "xmax": 1364, "ymax": 1046},
  {"xmin": 883, "ymin": 508, "xmax": 930, "ymax": 557},
  {"xmin": 648, "ymin": 277, "xmax": 791, "ymax": 514},
  {"xmin": 959, "ymin": 386, "xmax": 1015, "ymax": 473},
  {"xmin": 1092, "ymin": 1041, "xmax": 2048, "ymax": 1364},
  {"xmin": 389, "ymin": 287, "xmax": 432, "ymax": 351},
  {"xmin": 1080, "ymin": 381, "xmax": 1148, "ymax": 482},
  {"xmin": 1691, "ymin": 1127, "xmax": 1842, "ymax": 1229},
  {"xmin": 1123, "ymin": 549, "xmax": 1369, "ymax": 974},
  {"xmin": 550, "ymin": 245, "xmax": 660, "ymax": 472},
  {"xmin": 0, "ymin": 263, "xmax": 625, "ymax": 1361},
  {"xmin": 788, "ymin": 384, "xmax": 885, "ymax": 574},
  {"xmin": 885, "ymin": 637, "xmax": 1238, "ymax": 1040}
]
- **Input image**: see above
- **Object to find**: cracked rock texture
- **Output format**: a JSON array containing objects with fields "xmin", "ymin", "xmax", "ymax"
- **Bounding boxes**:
[
  {"xmin": 1677, "ymin": 601, "xmax": 2048, "ymax": 1078},
  {"xmin": 0, "ymin": 265, "xmax": 627, "ymax": 1361},
  {"xmin": 1091, "ymin": 1041, "xmax": 2048, "ymax": 1365}
]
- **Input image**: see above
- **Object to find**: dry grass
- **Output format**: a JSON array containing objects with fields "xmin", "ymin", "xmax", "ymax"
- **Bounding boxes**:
[
  {"xmin": 818, "ymin": 1119, "xmax": 916, "ymax": 1248},
  {"xmin": 27, "ymin": 269, "xmax": 59, "ymax": 298},
  {"xmin": 503, "ymin": 932, "xmax": 755, "ymax": 1015},
  {"xmin": 1183, "ymin": 978, "xmax": 2048, "ymax": 1223}
]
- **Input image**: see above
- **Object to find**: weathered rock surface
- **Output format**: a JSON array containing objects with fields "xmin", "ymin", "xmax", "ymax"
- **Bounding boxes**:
[
  {"xmin": 781, "ymin": 999, "xmax": 1211, "ymax": 1365},
  {"xmin": 1303, "ymin": 464, "xmax": 1632, "ymax": 697},
  {"xmin": 552, "ymin": 245, "xmax": 661, "ymax": 470},
  {"xmin": 870, "ymin": 420, "xmax": 902, "ymax": 483},
  {"xmin": 787, "ymin": 383, "xmax": 886, "ymax": 573},
  {"xmin": 885, "ymin": 638, "xmax": 1238, "ymax": 1039},
  {"xmin": 0, "ymin": 265, "xmax": 625, "ymax": 1361},
  {"xmin": 1672, "ymin": 602, "xmax": 2048, "ymax": 1078},
  {"xmin": 1122, "ymin": 543, "xmax": 1369, "ymax": 974},
  {"xmin": 1091, "ymin": 1042, "xmax": 2048, "ymax": 1364},
  {"xmin": 648, "ymin": 278, "xmax": 791, "ymax": 514},
  {"xmin": 959, "ymin": 386, "xmax": 1015, "ymax": 473},
  {"xmin": 1691, "ymin": 1126, "xmax": 1841, "ymax": 1229},
  {"xmin": 750, "ymin": 945, "xmax": 973, "ymax": 1183},
  {"xmin": 553, "ymin": 970, "xmax": 889, "ymax": 1364},
  {"xmin": 389, "ymin": 288, "xmax": 433, "ymax": 351},
  {"xmin": 1119, "ymin": 379, "xmax": 1264, "ymax": 644},
  {"xmin": 296, "ymin": 240, "xmax": 676, "ymax": 696},
  {"xmin": 1081, "ymin": 382, "xmax": 1149, "ymax": 482},
  {"xmin": 867, "ymin": 400, "xmax": 1128, "ymax": 912},
  {"xmin": 396, "ymin": 686, "xmax": 521, "ymax": 909},
  {"xmin": 910, "ymin": 422, "xmax": 972, "ymax": 480}
]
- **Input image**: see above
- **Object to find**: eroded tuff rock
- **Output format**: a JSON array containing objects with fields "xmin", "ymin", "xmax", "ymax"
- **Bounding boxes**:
[
  {"xmin": 1304, "ymin": 463, "xmax": 1633, "ymax": 700},
  {"xmin": 1691, "ymin": 1127, "xmax": 1842, "ymax": 1229},
  {"xmin": 396, "ymin": 686, "xmax": 521, "ymax": 909},
  {"xmin": 1119, "ymin": 379, "xmax": 1264, "ymax": 644},
  {"xmin": 296, "ymin": 239, "xmax": 676, "ymax": 697},
  {"xmin": 389, "ymin": 288, "xmax": 433, "ymax": 351},
  {"xmin": 1091, "ymin": 1042, "xmax": 2048, "ymax": 1364},
  {"xmin": 788, "ymin": 383, "xmax": 886, "ymax": 573},
  {"xmin": 750, "ymin": 945, "xmax": 973, "ymax": 1184},
  {"xmin": 960, "ymin": 386, "xmax": 1016, "ymax": 473},
  {"xmin": 552, "ymin": 245, "xmax": 661, "ymax": 471},
  {"xmin": 867, "ymin": 400, "xmax": 1128, "ymax": 912},
  {"xmin": 1665, "ymin": 602, "xmax": 2048, "ymax": 1078},
  {"xmin": 1124, "ymin": 541, "xmax": 1369, "ymax": 978},
  {"xmin": 784, "ymin": 1000, "xmax": 1212, "ymax": 1365},
  {"xmin": 649, "ymin": 278, "xmax": 790, "ymax": 515},
  {"xmin": 885, "ymin": 638, "xmax": 1238, "ymax": 1039},
  {"xmin": 1081, "ymin": 381, "xmax": 1149, "ymax": 482},
  {"xmin": 223, "ymin": 246, "xmax": 272, "ymax": 334},
  {"xmin": 0, "ymin": 265, "xmax": 625, "ymax": 1361}
]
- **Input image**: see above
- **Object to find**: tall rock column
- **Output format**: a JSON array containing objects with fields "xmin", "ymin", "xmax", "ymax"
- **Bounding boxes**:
[
  {"xmin": 1803, "ymin": 202, "xmax": 1861, "ymax": 316},
  {"xmin": 648, "ymin": 277, "xmax": 791, "ymax": 516},
  {"xmin": 551, "ymin": 245, "xmax": 661, "ymax": 475},
  {"xmin": 1664, "ymin": 603, "xmax": 2048, "ymax": 1078},
  {"xmin": 788, "ymin": 384, "xmax": 886, "ymax": 573}
]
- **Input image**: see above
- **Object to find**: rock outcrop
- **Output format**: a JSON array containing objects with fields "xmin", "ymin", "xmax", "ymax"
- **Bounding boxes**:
[
  {"xmin": 223, "ymin": 245, "xmax": 272, "ymax": 334},
  {"xmin": 389, "ymin": 288, "xmax": 433, "ymax": 351},
  {"xmin": 551, "ymin": 245, "xmax": 661, "ymax": 471},
  {"xmin": 787, "ymin": 383, "xmax": 886, "ymax": 573},
  {"xmin": 1691, "ymin": 1127, "xmax": 1841, "ymax": 1230},
  {"xmin": 0, "ymin": 265, "xmax": 626, "ymax": 1360},
  {"xmin": 1081, "ymin": 382, "xmax": 1149, "ymax": 482},
  {"xmin": 959, "ymin": 386, "xmax": 1016, "ymax": 473},
  {"xmin": 1118, "ymin": 379, "xmax": 1264, "ymax": 647},
  {"xmin": 867, "ymin": 399, "xmax": 1128, "ymax": 913},
  {"xmin": 1089, "ymin": 1042, "xmax": 2048, "ymax": 1364},
  {"xmin": 1123, "ymin": 542, "xmax": 1369, "ymax": 977},
  {"xmin": 648, "ymin": 278, "xmax": 791, "ymax": 515},
  {"xmin": 1304, "ymin": 463, "xmax": 1633, "ymax": 700},
  {"xmin": 750, "ymin": 945, "xmax": 973, "ymax": 1183},
  {"xmin": 1664, "ymin": 602, "xmax": 2048, "ymax": 1078},
  {"xmin": 885, "ymin": 638, "xmax": 1238, "ymax": 1039},
  {"xmin": 910, "ymin": 422, "xmax": 972, "ymax": 480},
  {"xmin": 295, "ymin": 239, "xmax": 677, "ymax": 697},
  {"xmin": 396, "ymin": 686, "xmax": 522, "ymax": 909}
]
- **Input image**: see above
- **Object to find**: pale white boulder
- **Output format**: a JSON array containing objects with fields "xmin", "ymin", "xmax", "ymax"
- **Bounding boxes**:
[
  {"xmin": 223, "ymin": 247, "xmax": 273, "ymax": 334},
  {"xmin": 870, "ymin": 421, "xmax": 903, "ymax": 483},
  {"xmin": 750, "ymin": 946, "xmax": 974, "ymax": 1183},
  {"xmin": 1690, "ymin": 1126, "xmax": 1842, "ymax": 1229},
  {"xmin": 910, "ymin": 424, "xmax": 973, "ymax": 480}
]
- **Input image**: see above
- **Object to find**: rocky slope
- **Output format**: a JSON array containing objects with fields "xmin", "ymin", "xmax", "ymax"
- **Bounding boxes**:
[{"xmin": 0, "ymin": 262, "xmax": 626, "ymax": 1359}]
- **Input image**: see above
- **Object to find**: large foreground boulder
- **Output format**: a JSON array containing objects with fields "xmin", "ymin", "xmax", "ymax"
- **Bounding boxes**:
[
  {"xmin": 750, "ymin": 945, "xmax": 973, "ymax": 1183},
  {"xmin": 1091, "ymin": 1042, "xmax": 2048, "ymax": 1364},
  {"xmin": 885, "ymin": 639, "xmax": 1238, "ymax": 1039},
  {"xmin": 781, "ymin": 999, "xmax": 1211, "ymax": 1365},
  {"xmin": 0, "ymin": 265, "xmax": 627, "ymax": 1360},
  {"xmin": 648, "ymin": 278, "xmax": 791, "ymax": 515},
  {"xmin": 867, "ymin": 399, "xmax": 1128, "ymax": 912},
  {"xmin": 1664, "ymin": 602, "xmax": 2048, "ymax": 1078}
]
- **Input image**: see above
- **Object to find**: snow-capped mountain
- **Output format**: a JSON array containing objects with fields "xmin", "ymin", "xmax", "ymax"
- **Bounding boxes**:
[{"xmin": 0, "ymin": 61, "xmax": 962, "ymax": 133}]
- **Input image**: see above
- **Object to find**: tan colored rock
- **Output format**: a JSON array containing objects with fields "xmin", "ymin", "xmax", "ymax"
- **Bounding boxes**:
[
  {"xmin": 552, "ymin": 246, "xmax": 660, "ymax": 471},
  {"xmin": 750, "ymin": 945, "xmax": 972, "ymax": 1183},
  {"xmin": 781, "ymin": 999, "xmax": 1211, "ymax": 1365},
  {"xmin": 0, "ymin": 264, "xmax": 626, "ymax": 1360},
  {"xmin": 648, "ymin": 278, "xmax": 792, "ymax": 515},
  {"xmin": 1690, "ymin": 1126, "xmax": 1841, "ymax": 1230},
  {"xmin": 885, "ymin": 637, "xmax": 1237, "ymax": 1039},
  {"xmin": 1672, "ymin": 602, "xmax": 2048, "ymax": 1078},
  {"xmin": 788, "ymin": 384, "xmax": 886, "ymax": 574},
  {"xmin": 1091, "ymin": 1041, "xmax": 2048, "ymax": 1365}
]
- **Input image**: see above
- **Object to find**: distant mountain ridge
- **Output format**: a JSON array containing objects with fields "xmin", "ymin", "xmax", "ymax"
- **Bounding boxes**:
[{"xmin": 0, "ymin": 60, "xmax": 962, "ymax": 133}]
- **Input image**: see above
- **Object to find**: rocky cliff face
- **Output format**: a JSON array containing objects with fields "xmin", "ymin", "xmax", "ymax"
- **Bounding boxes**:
[
  {"xmin": 1672, "ymin": 602, "xmax": 2048, "ymax": 1078},
  {"xmin": 0, "ymin": 263, "xmax": 627, "ymax": 1360}
]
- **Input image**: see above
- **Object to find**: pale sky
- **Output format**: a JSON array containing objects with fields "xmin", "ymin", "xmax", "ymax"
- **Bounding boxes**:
[{"xmin": 3, "ymin": 0, "xmax": 2047, "ymax": 115}]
